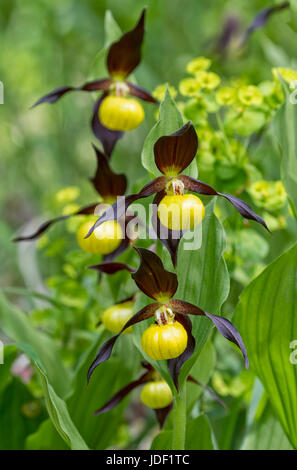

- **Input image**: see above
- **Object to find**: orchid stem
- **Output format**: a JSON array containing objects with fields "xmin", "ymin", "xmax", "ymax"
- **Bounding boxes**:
[{"xmin": 172, "ymin": 385, "xmax": 187, "ymax": 450}]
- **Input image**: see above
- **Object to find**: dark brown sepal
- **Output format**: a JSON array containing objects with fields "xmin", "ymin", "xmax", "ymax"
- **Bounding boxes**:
[
  {"xmin": 107, "ymin": 9, "xmax": 146, "ymax": 79},
  {"xmin": 85, "ymin": 176, "xmax": 167, "ymax": 238},
  {"xmin": 91, "ymin": 96, "xmax": 124, "ymax": 157},
  {"xmin": 187, "ymin": 376, "xmax": 227, "ymax": 409},
  {"xmin": 132, "ymin": 247, "xmax": 178, "ymax": 301},
  {"xmin": 154, "ymin": 403, "xmax": 173, "ymax": 428},
  {"xmin": 87, "ymin": 302, "xmax": 160, "ymax": 382},
  {"xmin": 79, "ymin": 78, "xmax": 112, "ymax": 92},
  {"xmin": 13, "ymin": 203, "xmax": 98, "ymax": 242},
  {"xmin": 154, "ymin": 122, "xmax": 198, "ymax": 176},
  {"xmin": 90, "ymin": 144, "xmax": 127, "ymax": 198},
  {"xmin": 167, "ymin": 313, "xmax": 195, "ymax": 391},
  {"xmin": 94, "ymin": 370, "xmax": 152, "ymax": 415},
  {"xmin": 169, "ymin": 299, "xmax": 205, "ymax": 316},
  {"xmin": 179, "ymin": 175, "xmax": 269, "ymax": 231},
  {"xmin": 32, "ymin": 86, "xmax": 77, "ymax": 107},
  {"xmin": 103, "ymin": 238, "xmax": 131, "ymax": 263},
  {"xmin": 88, "ymin": 261, "xmax": 135, "ymax": 275},
  {"xmin": 127, "ymin": 82, "xmax": 158, "ymax": 103},
  {"xmin": 33, "ymin": 79, "xmax": 113, "ymax": 108}
]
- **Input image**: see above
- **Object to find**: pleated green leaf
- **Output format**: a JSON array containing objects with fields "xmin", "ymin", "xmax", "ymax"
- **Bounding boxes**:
[
  {"xmin": 234, "ymin": 242, "xmax": 297, "ymax": 448},
  {"xmin": 26, "ymin": 420, "xmax": 68, "ymax": 450},
  {"xmin": 34, "ymin": 361, "xmax": 89, "ymax": 450},
  {"xmin": 243, "ymin": 402, "xmax": 293, "ymax": 450},
  {"xmin": 0, "ymin": 293, "xmax": 89, "ymax": 449},
  {"xmin": 67, "ymin": 332, "xmax": 135, "ymax": 450},
  {"xmin": 0, "ymin": 292, "xmax": 70, "ymax": 397},
  {"xmin": 151, "ymin": 414, "xmax": 214, "ymax": 450}
]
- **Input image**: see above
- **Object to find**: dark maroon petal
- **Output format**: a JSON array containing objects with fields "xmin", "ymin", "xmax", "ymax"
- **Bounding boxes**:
[
  {"xmin": 91, "ymin": 96, "xmax": 124, "ymax": 157},
  {"xmin": 13, "ymin": 203, "xmax": 98, "ymax": 242},
  {"xmin": 179, "ymin": 175, "xmax": 269, "ymax": 231},
  {"xmin": 179, "ymin": 175, "xmax": 217, "ymax": 195},
  {"xmin": 241, "ymin": 2, "xmax": 289, "ymax": 45},
  {"xmin": 79, "ymin": 78, "xmax": 112, "ymax": 92},
  {"xmin": 101, "ymin": 212, "xmax": 141, "ymax": 261},
  {"xmin": 88, "ymin": 261, "xmax": 135, "ymax": 275},
  {"xmin": 87, "ymin": 302, "xmax": 160, "ymax": 382},
  {"xmin": 154, "ymin": 122, "xmax": 198, "ymax": 176},
  {"xmin": 187, "ymin": 376, "xmax": 227, "ymax": 409},
  {"xmin": 167, "ymin": 313, "xmax": 195, "ymax": 391},
  {"xmin": 169, "ymin": 299, "xmax": 248, "ymax": 368},
  {"xmin": 219, "ymin": 193, "xmax": 269, "ymax": 232},
  {"xmin": 94, "ymin": 371, "xmax": 151, "ymax": 415},
  {"xmin": 32, "ymin": 86, "xmax": 76, "ymax": 107},
  {"xmin": 126, "ymin": 82, "xmax": 158, "ymax": 103},
  {"xmin": 107, "ymin": 9, "xmax": 146, "ymax": 78},
  {"xmin": 154, "ymin": 403, "xmax": 173, "ymax": 428},
  {"xmin": 32, "ymin": 79, "xmax": 112, "ymax": 107},
  {"xmin": 85, "ymin": 176, "xmax": 167, "ymax": 238},
  {"xmin": 151, "ymin": 192, "xmax": 183, "ymax": 268},
  {"xmin": 132, "ymin": 247, "xmax": 178, "ymax": 301},
  {"xmin": 90, "ymin": 144, "xmax": 127, "ymax": 198},
  {"xmin": 205, "ymin": 313, "xmax": 249, "ymax": 369},
  {"xmin": 103, "ymin": 238, "xmax": 131, "ymax": 263},
  {"xmin": 169, "ymin": 299, "xmax": 205, "ymax": 316}
]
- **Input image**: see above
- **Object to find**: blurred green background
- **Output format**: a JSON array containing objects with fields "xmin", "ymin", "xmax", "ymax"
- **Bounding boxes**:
[{"xmin": 0, "ymin": 0, "xmax": 295, "ymax": 291}]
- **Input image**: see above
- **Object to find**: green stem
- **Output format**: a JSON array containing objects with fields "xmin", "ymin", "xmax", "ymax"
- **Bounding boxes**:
[
  {"xmin": 215, "ymin": 112, "xmax": 236, "ymax": 164},
  {"xmin": 172, "ymin": 385, "xmax": 187, "ymax": 450}
]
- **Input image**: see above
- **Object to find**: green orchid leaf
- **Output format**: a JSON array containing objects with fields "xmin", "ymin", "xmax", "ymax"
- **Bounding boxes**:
[
  {"xmin": 0, "ymin": 345, "xmax": 18, "ymax": 395},
  {"xmin": 0, "ymin": 293, "xmax": 89, "ymax": 449},
  {"xmin": 0, "ymin": 292, "xmax": 70, "ymax": 397},
  {"xmin": 174, "ymin": 199, "xmax": 230, "ymax": 387},
  {"xmin": 141, "ymin": 87, "xmax": 198, "ymax": 178},
  {"xmin": 234, "ymin": 242, "xmax": 297, "ymax": 449},
  {"xmin": 67, "ymin": 329, "xmax": 135, "ymax": 450},
  {"xmin": 243, "ymin": 401, "xmax": 293, "ymax": 450},
  {"xmin": 151, "ymin": 414, "xmax": 215, "ymax": 450},
  {"xmin": 34, "ymin": 360, "xmax": 89, "ymax": 450},
  {"xmin": 26, "ymin": 420, "xmax": 68, "ymax": 450},
  {"xmin": 0, "ymin": 376, "xmax": 45, "ymax": 450}
]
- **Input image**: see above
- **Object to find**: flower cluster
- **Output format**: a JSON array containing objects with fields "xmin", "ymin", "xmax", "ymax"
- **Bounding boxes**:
[
  {"xmin": 13, "ymin": 8, "xmax": 290, "ymax": 430},
  {"xmin": 87, "ymin": 247, "xmax": 249, "ymax": 390}
]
